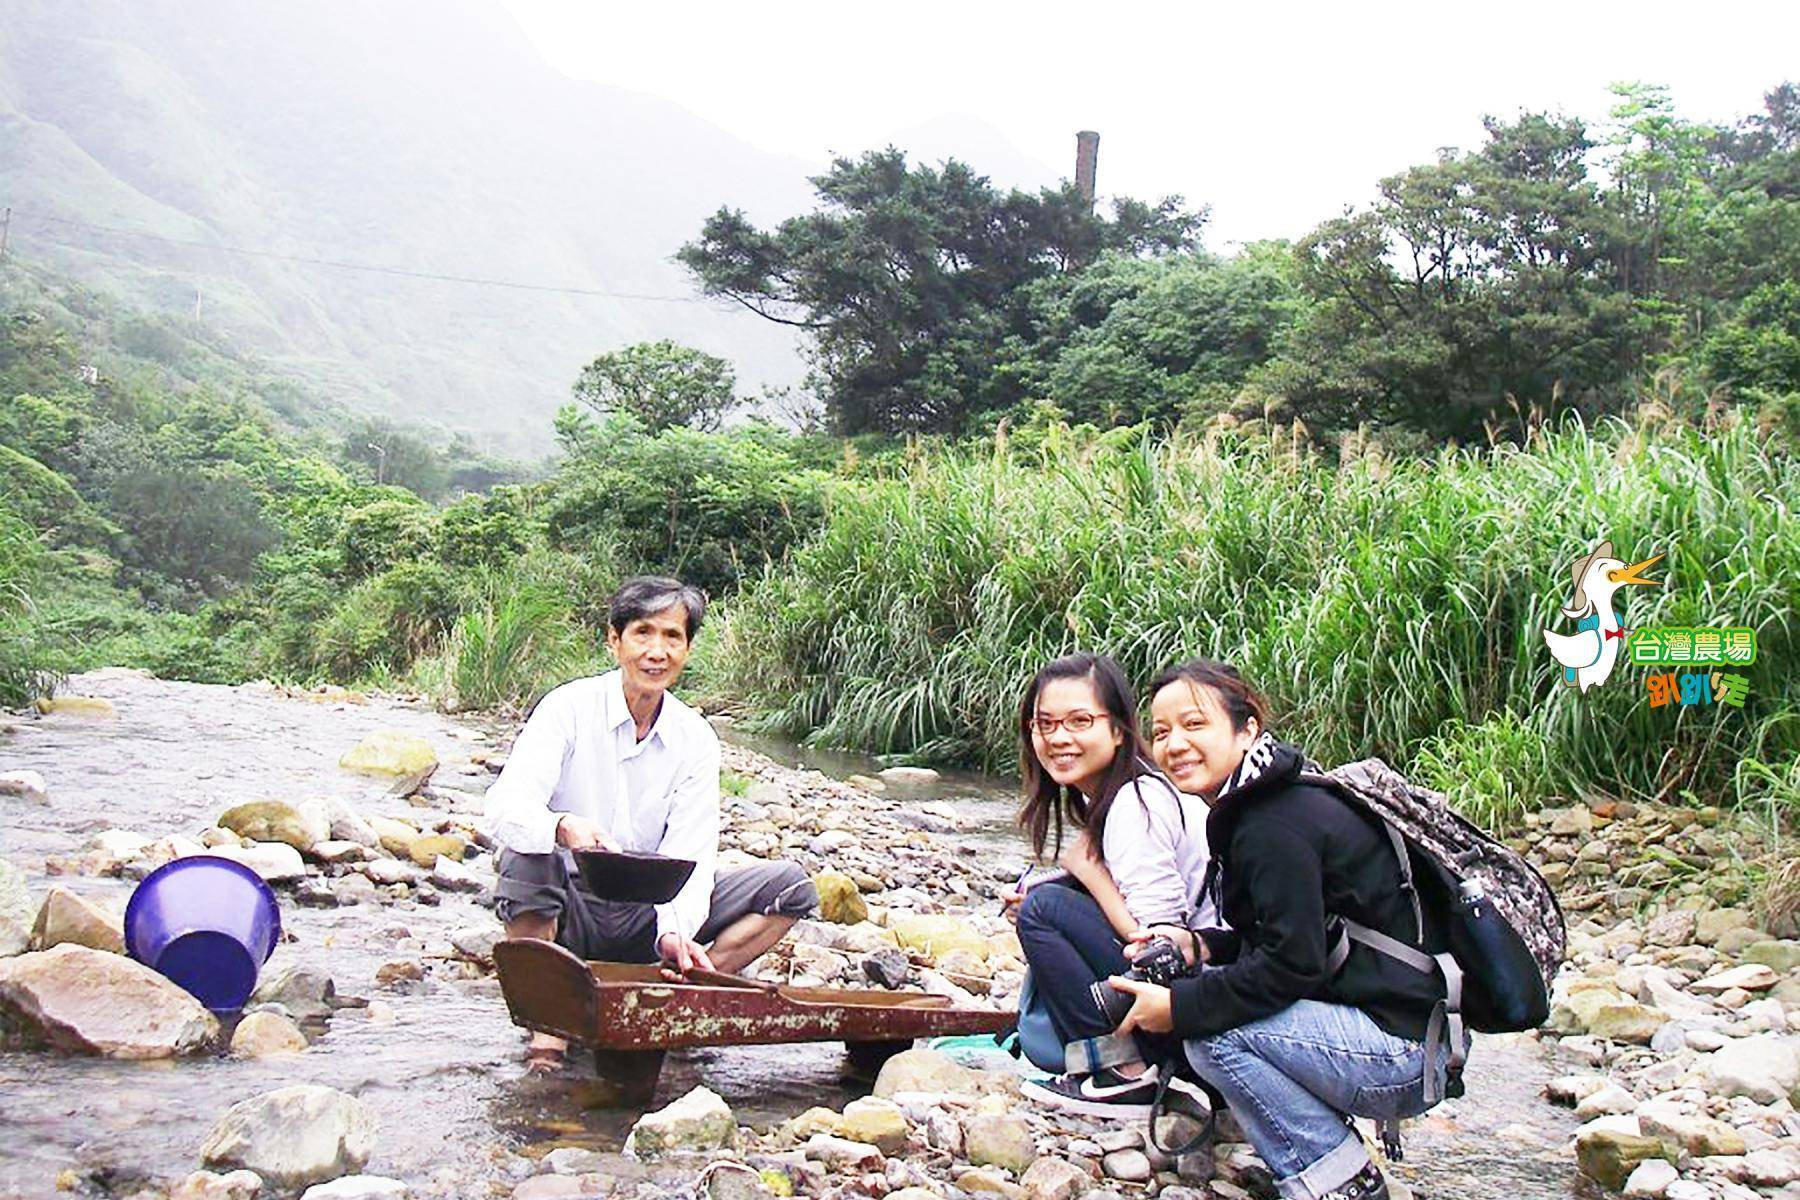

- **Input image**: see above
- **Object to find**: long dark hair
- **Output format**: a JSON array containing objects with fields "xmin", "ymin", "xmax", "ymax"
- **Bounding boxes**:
[
  {"xmin": 1016, "ymin": 653, "xmax": 1156, "ymax": 862},
  {"xmin": 1146, "ymin": 658, "xmax": 1274, "ymax": 739}
]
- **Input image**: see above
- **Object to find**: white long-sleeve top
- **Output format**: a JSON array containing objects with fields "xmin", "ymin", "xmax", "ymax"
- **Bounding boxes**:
[
  {"xmin": 1100, "ymin": 772, "xmax": 1216, "ymax": 930},
  {"xmin": 480, "ymin": 670, "xmax": 720, "ymax": 944}
]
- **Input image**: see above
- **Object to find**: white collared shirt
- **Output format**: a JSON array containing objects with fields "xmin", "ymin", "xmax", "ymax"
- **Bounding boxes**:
[{"xmin": 481, "ymin": 670, "xmax": 720, "ymax": 942}]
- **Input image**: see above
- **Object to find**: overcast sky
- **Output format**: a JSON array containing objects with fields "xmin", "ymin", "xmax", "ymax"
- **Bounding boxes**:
[{"xmin": 501, "ymin": 1, "xmax": 1799, "ymax": 251}]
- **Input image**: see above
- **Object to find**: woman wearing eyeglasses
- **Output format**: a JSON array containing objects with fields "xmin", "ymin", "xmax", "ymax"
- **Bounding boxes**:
[{"xmin": 1002, "ymin": 652, "xmax": 1215, "ymax": 1116}]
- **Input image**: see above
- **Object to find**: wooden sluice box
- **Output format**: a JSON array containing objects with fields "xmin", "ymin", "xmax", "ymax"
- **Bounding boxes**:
[{"xmin": 494, "ymin": 938, "xmax": 1018, "ymax": 1102}]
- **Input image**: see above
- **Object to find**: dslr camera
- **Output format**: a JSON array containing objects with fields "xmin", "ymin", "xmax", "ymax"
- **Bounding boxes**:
[{"xmin": 1090, "ymin": 934, "xmax": 1195, "ymax": 1027}]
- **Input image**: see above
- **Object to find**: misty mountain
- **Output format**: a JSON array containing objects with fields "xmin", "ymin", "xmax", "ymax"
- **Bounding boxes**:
[{"xmin": 0, "ymin": 0, "xmax": 827, "ymax": 454}]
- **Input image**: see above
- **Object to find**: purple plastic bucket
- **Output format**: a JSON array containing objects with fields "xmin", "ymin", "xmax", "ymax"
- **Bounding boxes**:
[{"xmin": 124, "ymin": 855, "xmax": 282, "ymax": 1013}]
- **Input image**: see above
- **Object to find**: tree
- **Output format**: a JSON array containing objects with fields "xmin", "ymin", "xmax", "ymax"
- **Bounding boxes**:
[
  {"xmin": 572, "ymin": 341, "xmax": 738, "ymax": 434},
  {"xmin": 678, "ymin": 149, "xmax": 1203, "ymax": 434}
]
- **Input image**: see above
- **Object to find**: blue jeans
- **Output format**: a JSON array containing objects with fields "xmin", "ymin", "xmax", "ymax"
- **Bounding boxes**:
[
  {"xmin": 1184, "ymin": 1000, "xmax": 1442, "ymax": 1200},
  {"xmin": 1015, "ymin": 880, "xmax": 1179, "ymax": 1066}
]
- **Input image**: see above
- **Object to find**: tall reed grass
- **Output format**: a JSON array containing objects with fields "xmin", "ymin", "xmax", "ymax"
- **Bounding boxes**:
[{"xmin": 715, "ymin": 413, "xmax": 1799, "ymax": 828}]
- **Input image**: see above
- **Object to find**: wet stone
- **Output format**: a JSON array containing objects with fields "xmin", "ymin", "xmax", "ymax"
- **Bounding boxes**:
[{"xmin": 199, "ymin": 1084, "xmax": 377, "ymax": 1190}]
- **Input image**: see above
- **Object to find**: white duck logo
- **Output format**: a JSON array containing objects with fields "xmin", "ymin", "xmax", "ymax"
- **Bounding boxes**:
[{"xmin": 1543, "ymin": 540, "xmax": 1664, "ymax": 692}]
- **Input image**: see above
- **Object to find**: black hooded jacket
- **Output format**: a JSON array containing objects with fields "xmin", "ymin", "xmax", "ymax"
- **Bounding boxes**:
[{"xmin": 1169, "ymin": 736, "xmax": 1448, "ymax": 1043}]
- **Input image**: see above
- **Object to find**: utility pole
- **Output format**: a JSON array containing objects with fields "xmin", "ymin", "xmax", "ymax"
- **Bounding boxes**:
[
  {"xmin": 367, "ymin": 442, "xmax": 388, "ymax": 485},
  {"xmin": 0, "ymin": 208, "xmax": 11, "ymax": 263},
  {"xmin": 194, "ymin": 286, "xmax": 203, "ymax": 327}
]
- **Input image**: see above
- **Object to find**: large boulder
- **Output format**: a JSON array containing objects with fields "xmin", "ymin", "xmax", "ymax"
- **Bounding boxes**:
[
  {"xmin": 1704, "ymin": 1034, "xmax": 1800, "ymax": 1104},
  {"xmin": 626, "ymin": 1086, "xmax": 736, "ymax": 1158},
  {"xmin": 199, "ymin": 1084, "xmax": 376, "ymax": 1190},
  {"xmin": 0, "ymin": 944, "xmax": 218, "ymax": 1056},
  {"xmin": 813, "ymin": 872, "xmax": 869, "ymax": 925},
  {"xmin": 218, "ymin": 801, "xmax": 329, "ymax": 854},
  {"xmin": 29, "ymin": 886, "xmax": 125, "ymax": 954},
  {"xmin": 872, "ymin": 1047, "xmax": 980, "ymax": 1098},
  {"xmin": 339, "ymin": 732, "xmax": 437, "ymax": 779},
  {"xmin": 0, "ymin": 858, "xmax": 33, "ymax": 956}
]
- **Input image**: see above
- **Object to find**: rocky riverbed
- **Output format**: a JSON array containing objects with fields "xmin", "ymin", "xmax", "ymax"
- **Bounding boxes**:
[{"xmin": 1, "ymin": 670, "xmax": 1796, "ymax": 1200}]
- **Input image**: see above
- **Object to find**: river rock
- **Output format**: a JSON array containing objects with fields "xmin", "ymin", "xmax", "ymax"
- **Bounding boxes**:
[
  {"xmin": 34, "ymin": 695, "xmax": 117, "ymax": 718},
  {"xmin": 407, "ymin": 834, "xmax": 466, "ymax": 867},
  {"xmin": 0, "ymin": 943, "xmax": 218, "ymax": 1056},
  {"xmin": 1100, "ymin": 1150, "xmax": 1151, "ymax": 1183},
  {"xmin": 1574, "ymin": 1083, "xmax": 1639, "ymax": 1119},
  {"xmin": 29, "ymin": 886, "xmax": 125, "ymax": 954},
  {"xmin": 878, "ymin": 767, "xmax": 940, "ymax": 787},
  {"xmin": 1742, "ymin": 940, "xmax": 1800, "ymax": 974},
  {"xmin": 367, "ymin": 816, "xmax": 420, "ymax": 858},
  {"xmin": 170, "ymin": 1169, "xmax": 264, "ymax": 1200},
  {"xmin": 1729, "ymin": 1149, "xmax": 1800, "ymax": 1186},
  {"xmin": 1644, "ymin": 910, "xmax": 1698, "ymax": 948},
  {"xmin": 312, "ymin": 841, "xmax": 369, "ymax": 865},
  {"xmin": 450, "ymin": 922, "xmax": 502, "ymax": 965},
  {"xmin": 200, "ymin": 1084, "xmax": 376, "ymax": 1189},
  {"xmin": 1622, "ymin": 1159, "xmax": 1679, "ymax": 1199},
  {"xmin": 837, "ymin": 1096, "xmax": 909, "ymax": 1153},
  {"xmin": 300, "ymin": 1177, "xmax": 408, "ymax": 1200},
  {"xmin": 1704, "ymin": 1033, "xmax": 1800, "ymax": 1103},
  {"xmin": 804, "ymin": 1133, "xmax": 885, "ymax": 1171},
  {"xmin": 814, "ymin": 872, "xmax": 869, "ymax": 925},
  {"xmin": 1636, "ymin": 1102, "xmax": 1747, "ymax": 1157},
  {"xmin": 1, "ymin": 858, "xmax": 33, "ymax": 956},
  {"xmin": 208, "ymin": 841, "xmax": 307, "ymax": 882},
  {"xmin": 1696, "ymin": 908, "xmax": 1754, "ymax": 946},
  {"xmin": 251, "ymin": 964, "xmax": 337, "ymax": 1024},
  {"xmin": 957, "ymin": 1169, "xmax": 1022, "ymax": 1198},
  {"xmin": 0, "ymin": 769, "xmax": 49, "ymax": 805},
  {"xmin": 430, "ymin": 855, "xmax": 485, "ymax": 892},
  {"xmin": 627, "ymin": 1086, "xmax": 736, "ymax": 1158},
  {"xmin": 1575, "ymin": 1129, "xmax": 1676, "ymax": 1193},
  {"xmin": 1547, "ymin": 1074, "xmax": 1614, "ymax": 1106},
  {"xmin": 891, "ymin": 914, "xmax": 988, "ymax": 963},
  {"xmin": 320, "ymin": 797, "xmax": 383, "ymax": 849},
  {"xmin": 219, "ymin": 800, "xmax": 329, "ymax": 853},
  {"xmin": 1020, "ymin": 1157, "xmax": 1088, "ymax": 1200},
  {"xmin": 231, "ymin": 1010, "xmax": 309, "ymax": 1057},
  {"xmin": 339, "ymin": 731, "xmax": 437, "ymax": 778},
  {"xmin": 510, "ymin": 1178, "xmax": 586, "ymax": 1200},
  {"xmin": 1691, "ymin": 964, "xmax": 1780, "ymax": 993},
  {"xmin": 1588, "ymin": 1002, "xmax": 1671, "ymax": 1044},
  {"xmin": 963, "ymin": 1113, "xmax": 1036, "ymax": 1174},
  {"xmin": 873, "ymin": 1047, "xmax": 979, "ymax": 1097}
]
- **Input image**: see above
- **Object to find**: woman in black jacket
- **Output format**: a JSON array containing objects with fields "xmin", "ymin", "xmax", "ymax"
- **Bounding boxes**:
[{"xmin": 1109, "ymin": 660, "xmax": 1456, "ymax": 1200}]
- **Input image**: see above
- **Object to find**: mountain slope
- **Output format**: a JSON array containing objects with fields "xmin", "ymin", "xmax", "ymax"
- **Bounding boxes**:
[{"xmin": 0, "ymin": 0, "xmax": 818, "ymax": 453}]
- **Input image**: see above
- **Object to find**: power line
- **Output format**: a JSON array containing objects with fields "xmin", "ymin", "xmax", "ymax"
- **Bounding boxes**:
[{"xmin": 6, "ymin": 206, "xmax": 718, "ymax": 304}]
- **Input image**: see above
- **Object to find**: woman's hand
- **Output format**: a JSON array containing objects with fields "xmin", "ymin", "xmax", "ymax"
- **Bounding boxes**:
[
  {"xmin": 1126, "ymin": 925, "xmax": 1204, "ymax": 967},
  {"xmin": 1108, "ymin": 977, "xmax": 1175, "ymax": 1035}
]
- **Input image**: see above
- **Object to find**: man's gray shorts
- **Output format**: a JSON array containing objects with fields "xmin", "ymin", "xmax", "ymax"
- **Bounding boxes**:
[{"xmin": 493, "ymin": 850, "xmax": 818, "ymax": 963}]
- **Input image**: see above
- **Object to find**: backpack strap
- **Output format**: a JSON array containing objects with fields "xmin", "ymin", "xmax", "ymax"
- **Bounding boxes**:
[{"xmin": 1328, "ymin": 918, "xmax": 1469, "ymax": 1102}]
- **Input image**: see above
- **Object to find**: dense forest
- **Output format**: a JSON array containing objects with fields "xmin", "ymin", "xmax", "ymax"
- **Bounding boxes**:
[{"xmin": 3, "ymin": 83, "xmax": 1796, "ymax": 828}]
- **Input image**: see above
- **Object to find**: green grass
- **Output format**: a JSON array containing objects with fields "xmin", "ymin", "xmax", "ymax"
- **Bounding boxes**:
[{"xmin": 714, "ymin": 412, "xmax": 1800, "ymax": 826}]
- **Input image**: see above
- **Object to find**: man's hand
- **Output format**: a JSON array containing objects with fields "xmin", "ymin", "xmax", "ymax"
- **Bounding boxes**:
[
  {"xmin": 554, "ymin": 813, "xmax": 616, "ymax": 852},
  {"xmin": 657, "ymin": 933, "xmax": 716, "ymax": 979},
  {"xmin": 1110, "ymin": 977, "xmax": 1175, "ymax": 1035},
  {"xmin": 1126, "ymin": 925, "xmax": 1204, "ymax": 967}
]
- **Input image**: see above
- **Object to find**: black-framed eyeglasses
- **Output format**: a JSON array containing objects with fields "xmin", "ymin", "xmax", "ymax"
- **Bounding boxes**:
[{"xmin": 1026, "ymin": 712, "xmax": 1110, "ymax": 736}]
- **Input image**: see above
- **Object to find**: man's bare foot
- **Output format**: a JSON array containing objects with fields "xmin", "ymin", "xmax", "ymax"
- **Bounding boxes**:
[{"xmin": 524, "ymin": 1032, "xmax": 568, "ymax": 1074}]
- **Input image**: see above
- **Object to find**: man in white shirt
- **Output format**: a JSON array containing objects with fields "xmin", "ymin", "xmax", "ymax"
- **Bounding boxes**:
[{"xmin": 483, "ymin": 576, "xmax": 817, "ymax": 1070}]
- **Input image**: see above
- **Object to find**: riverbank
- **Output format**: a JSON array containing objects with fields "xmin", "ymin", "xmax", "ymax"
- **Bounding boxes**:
[{"xmin": 0, "ymin": 672, "xmax": 1795, "ymax": 1200}]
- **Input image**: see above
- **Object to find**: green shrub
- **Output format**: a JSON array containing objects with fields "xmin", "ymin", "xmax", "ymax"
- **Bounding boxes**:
[
  {"xmin": 447, "ymin": 574, "xmax": 594, "ymax": 713},
  {"xmin": 311, "ymin": 560, "xmax": 462, "ymax": 680},
  {"xmin": 338, "ymin": 495, "xmax": 435, "ymax": 578},
  {"xmin": 718, "ymin": 413, "xmax": 1799, "ymax": 822}
]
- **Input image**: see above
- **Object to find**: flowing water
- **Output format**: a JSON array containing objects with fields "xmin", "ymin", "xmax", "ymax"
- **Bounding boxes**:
[{"xmin": 0, "ymin": 672, "xmax": 1583, "ymax": 1199}]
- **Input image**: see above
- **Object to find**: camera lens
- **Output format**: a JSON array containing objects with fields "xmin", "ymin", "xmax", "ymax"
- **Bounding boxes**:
[{"xmin": 1088, "ymin": 976, "xmax": 1136, "ymax": 1028}]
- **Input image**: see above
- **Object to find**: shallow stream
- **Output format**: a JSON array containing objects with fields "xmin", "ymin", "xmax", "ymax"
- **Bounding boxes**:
[{"xmin": 0, "ymin": 672, "xmax": 1583, "ymax": 1199}]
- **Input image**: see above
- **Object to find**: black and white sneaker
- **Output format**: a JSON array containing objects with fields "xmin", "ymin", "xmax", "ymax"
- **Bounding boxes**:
[
  {"xmin": 1320, "ymin": 1163, "xmax": 1390, "ymax": 1200},
  {"xmin": 1020, "ymin": 1064, "xmax": 1165, "ymax": 1117}
]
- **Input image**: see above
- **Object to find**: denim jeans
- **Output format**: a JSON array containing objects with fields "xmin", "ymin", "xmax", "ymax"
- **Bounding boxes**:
[
  {"xmin": 1015, "ymin": 879, "xmax": 1180, "ymax": 1066},
  {"xmin": 1184, "ymin": 1000, "xmax": 1443, "ymax": 1200}
]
